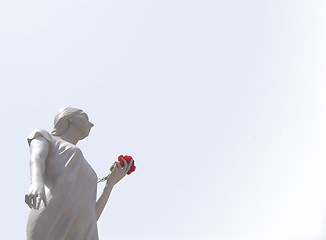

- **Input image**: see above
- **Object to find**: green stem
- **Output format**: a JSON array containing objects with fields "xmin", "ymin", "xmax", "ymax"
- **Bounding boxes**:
[{"xmin": 97, "ymin": 164, "xmax": 115, "ymax": 183}]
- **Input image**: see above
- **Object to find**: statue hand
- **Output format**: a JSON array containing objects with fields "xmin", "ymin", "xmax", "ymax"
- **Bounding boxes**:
[
  {"xmin": 107, "ymin": 158, "xmax": 134, "ymax": 186},
  {"xmin": 25, "ymin": 183, "xmax": 47, "ymax": 210}
]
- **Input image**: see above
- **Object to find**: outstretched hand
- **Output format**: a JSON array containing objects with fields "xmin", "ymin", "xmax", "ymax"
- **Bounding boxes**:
[
  {"xmin": 25, "ymin": 183, "xmax": 47, "ymax": 210},
  {"xmin": 106, "ymin": 157, "xmax": 134, "ymax": 186}
]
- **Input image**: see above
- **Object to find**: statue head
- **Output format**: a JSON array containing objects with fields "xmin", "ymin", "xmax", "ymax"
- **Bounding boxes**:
[{"xmin": 51, "ymin": 107, "xmax": 83, "ymax": 136}]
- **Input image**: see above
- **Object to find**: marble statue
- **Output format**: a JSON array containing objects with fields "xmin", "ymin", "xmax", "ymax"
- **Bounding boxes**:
[{"xmin": 25, "ymin": 107, "xmax": 134, "ymax": 240}]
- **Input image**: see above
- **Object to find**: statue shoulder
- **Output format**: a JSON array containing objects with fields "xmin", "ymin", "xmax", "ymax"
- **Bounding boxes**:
[{"xmin": 27, "ymin": 129, "xmax": 53, "ymax": 146}]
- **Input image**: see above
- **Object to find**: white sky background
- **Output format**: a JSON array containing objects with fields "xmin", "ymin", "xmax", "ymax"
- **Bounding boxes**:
[{"xmin": 0, "ymin": 0, "xmax": 326, "ymax": 239}]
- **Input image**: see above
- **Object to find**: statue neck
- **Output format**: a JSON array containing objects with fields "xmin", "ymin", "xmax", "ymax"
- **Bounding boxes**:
[{"xmin": 59, "ymin": 125, "xmax": 81, "ymax": 145}]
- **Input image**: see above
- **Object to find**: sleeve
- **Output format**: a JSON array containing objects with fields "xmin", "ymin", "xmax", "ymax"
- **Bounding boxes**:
[{"xmin": 27, "ymin": 129, "xmax": 53, "ymax": 146}]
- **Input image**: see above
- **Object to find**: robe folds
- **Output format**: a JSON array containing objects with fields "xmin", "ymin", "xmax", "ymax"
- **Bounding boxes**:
[{"xmin": 27, "ymin": 129, "xmax": 99, "ymax": 240}]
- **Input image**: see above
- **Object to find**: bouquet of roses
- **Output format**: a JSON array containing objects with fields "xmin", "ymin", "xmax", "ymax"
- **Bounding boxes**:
[{"xmin": 98, "ymin": 155, "xmax": 136, "ymax": 183}]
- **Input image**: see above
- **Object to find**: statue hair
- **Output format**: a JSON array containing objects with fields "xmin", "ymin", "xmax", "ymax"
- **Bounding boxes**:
[{"xmin": 51, "ymin": 107, "xmax": 83, "ymax": 136}]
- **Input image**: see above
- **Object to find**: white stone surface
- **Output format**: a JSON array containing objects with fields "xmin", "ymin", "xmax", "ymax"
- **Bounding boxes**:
[{"xmin": 25, "ymin": 107, "xmax": 133, "ymax": 240}]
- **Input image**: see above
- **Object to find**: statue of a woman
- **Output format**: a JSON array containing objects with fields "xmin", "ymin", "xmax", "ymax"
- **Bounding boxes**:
[{"xmin": 25, "ymin": 107, "xmax": 133, "ymax": 240}]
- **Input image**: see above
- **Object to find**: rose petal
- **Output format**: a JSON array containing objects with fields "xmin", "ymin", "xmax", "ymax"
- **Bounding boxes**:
[{"xmin": 124, "ymin": 155, "xmax": 132, "ymax": 161}]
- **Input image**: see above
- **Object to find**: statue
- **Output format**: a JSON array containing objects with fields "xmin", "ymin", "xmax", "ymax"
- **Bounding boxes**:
[{"xmin": 25, "ymin": 107, "xmax": 134, "ymax": 240}]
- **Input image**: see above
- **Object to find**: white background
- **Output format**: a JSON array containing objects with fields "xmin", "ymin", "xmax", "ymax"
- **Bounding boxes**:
[{"xmin": 0, "ymin": 0, "xmax": 326, "ymax": 239}]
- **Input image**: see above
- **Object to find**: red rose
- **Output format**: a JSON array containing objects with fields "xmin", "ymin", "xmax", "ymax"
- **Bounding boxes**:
[
  {"xmin": 99, "ymin": 155, "xmax": 136, "ymax": 183},
  {"xmin": 118, "ymin": 155, "xmax": 136, "ymax": 175}
]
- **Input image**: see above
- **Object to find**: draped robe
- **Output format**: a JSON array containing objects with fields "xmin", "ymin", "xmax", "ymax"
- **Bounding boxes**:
[{"xmin": 27, "ymin": 129, "xmax": 99, "ymax": 240}]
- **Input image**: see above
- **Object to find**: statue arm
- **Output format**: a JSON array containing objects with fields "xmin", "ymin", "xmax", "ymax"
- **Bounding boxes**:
[
  {"xmin": 25, "ymin": 136, "xmax": 49, "ymax": 209},
  {"xmin": 95, "ymin": 158, "xmax": 133, "ymax": 221},
  {"xmin": 95, "ymin": 181, "xmax": 114, "ymax": 221}
]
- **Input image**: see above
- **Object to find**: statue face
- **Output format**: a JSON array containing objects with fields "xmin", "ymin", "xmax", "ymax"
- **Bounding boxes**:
[{"xmin": 70, "ymin": 112, "xmax": 94, "ymax": 139}]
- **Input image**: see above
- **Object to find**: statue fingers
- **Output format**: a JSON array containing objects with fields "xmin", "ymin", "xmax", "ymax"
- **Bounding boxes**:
[
  {"xmin": 126, "ymin": 159, "xmax": 134, "ymax": 173},
  {"xmin": 25, "ymin": 194, "xmax": 32, "ymax": 208},
  {"xmin": 42, "ymin": 195, "xmax": 48, "ymax": 207},
  {"xmin": 32, "ymin": 195, "xmax": 38, "ymax": 209},
  {"xmin": 114, "ymin": 161, "xmax": 121, "ymax": 169},
  {"xmin": 122, "ymin": 159, "xmax": 128, "ymax": 172},
  {"xmin": 36, "ymin": 197, "xmax": 42, "ymax": 210}
]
